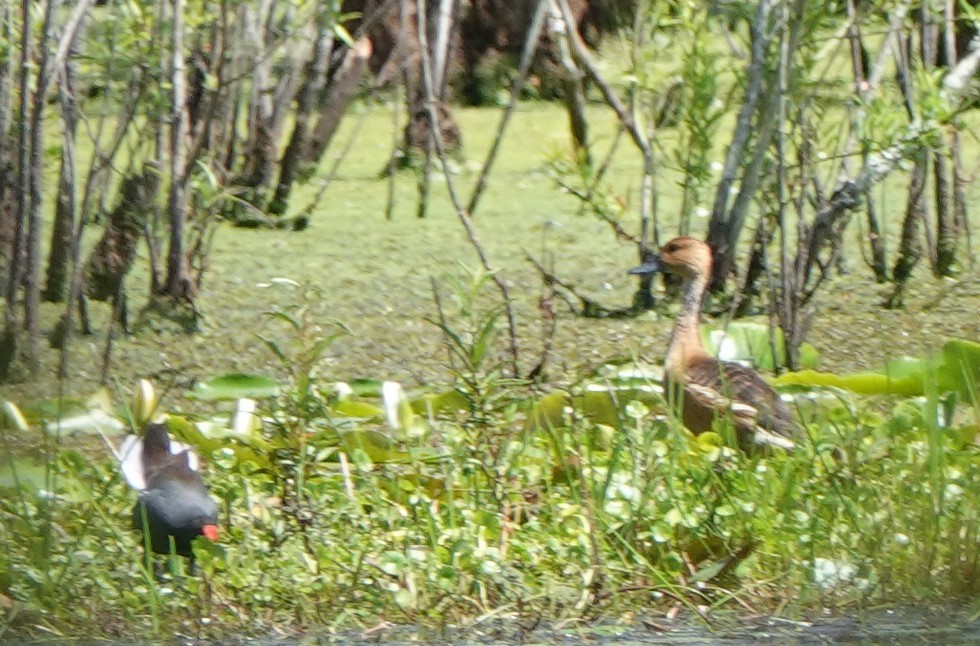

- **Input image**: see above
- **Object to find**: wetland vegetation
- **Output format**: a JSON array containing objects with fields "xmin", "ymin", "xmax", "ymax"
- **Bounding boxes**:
[{"xmin": 1, "ymin": 0, "xmax": 979, "ymax": 641}]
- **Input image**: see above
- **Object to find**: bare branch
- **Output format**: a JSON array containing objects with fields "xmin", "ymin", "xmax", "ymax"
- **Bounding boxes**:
[{"xmin": 466, "ymin": 0, "xmax": 549, "ymax": 217}]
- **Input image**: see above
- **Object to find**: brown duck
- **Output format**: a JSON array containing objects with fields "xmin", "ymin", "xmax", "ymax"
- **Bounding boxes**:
[
  {"xmin": 629, "ymin": 236, "xmax": 799, "ymax": 452},
  {"xmin": 120, "ymin": 422, "xmax": 219, "ymax": 561}
]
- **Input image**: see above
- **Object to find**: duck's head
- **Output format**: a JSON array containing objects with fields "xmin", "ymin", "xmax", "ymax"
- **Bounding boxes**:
[{"xmin": 628, "ymin": 236, "xmax": 712, "ymax": 281}]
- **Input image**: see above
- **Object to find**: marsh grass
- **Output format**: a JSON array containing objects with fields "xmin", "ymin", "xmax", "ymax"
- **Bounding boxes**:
[{"xmin": 2, "ymin": 267, "xmax": 978, "ymax": 639}]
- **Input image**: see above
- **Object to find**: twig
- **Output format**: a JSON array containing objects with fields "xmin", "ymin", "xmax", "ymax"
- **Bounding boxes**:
[
  {"xmin": 554, "ymin": 0, "xmax": 655, "ymax": 253},
  {"xmin": 429, "ymin": 277, "xmax": 457, "ymax": 374},
  {"xmin": 524, "ymin": 252, "xmax": 635, "ymax": 319},
  {"xmin": 416, "ymin": 0, "xmax": 520, "ymax": 376},
  {"xmin": 554, "ymin": 178, "xmax": 638, "ymax": 244}
]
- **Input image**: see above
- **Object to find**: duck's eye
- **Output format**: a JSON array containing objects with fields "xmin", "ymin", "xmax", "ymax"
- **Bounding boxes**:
[{"xmin": 664, "ymin": 243, "xmax": 678, "ymax": 253}]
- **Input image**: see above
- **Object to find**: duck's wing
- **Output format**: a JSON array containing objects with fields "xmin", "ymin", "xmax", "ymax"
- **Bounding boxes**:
[{"xmin": 683, "ymin": 357, "xmax": 799, "ymax": 451}]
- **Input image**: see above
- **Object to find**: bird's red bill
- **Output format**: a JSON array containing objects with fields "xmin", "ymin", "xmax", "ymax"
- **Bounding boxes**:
[{"xmin": 202, "ymin": 524, "xmax": 219, "ymax": 541}]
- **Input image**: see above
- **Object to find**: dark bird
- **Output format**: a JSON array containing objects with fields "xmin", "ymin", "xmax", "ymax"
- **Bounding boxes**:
[
  {"xmin": 120, "ymin": 422, "xmax": 219, "ymax": 562},
  {"xmin": 629, "ymin": 236, "xmax": 800, "ymax": 452}
]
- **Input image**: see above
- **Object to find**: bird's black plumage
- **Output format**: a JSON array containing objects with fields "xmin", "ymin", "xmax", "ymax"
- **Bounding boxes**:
[{"xmin": 130, "ymin": 423, "xmax": 218, "ymax": 558}]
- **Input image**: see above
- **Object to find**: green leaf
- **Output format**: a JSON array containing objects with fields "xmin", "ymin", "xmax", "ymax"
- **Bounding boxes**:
[
  {"xmin": 651, "ymin": 522, "xmax": 672, "ymax": 543},
  {"xmin": 332, "ymin": 400, "xmax": 385, "ymax": 419},
  {"xmin": 264, "ymin": 310, "xmax": 302, "ymax": 332},
  {"xmin": 715, "ymin": 504, "xmax": 736, "ymax": 517},
  {"xmin": 664, "ymin": 508, "xmax": 684, "ymax": 527},
  {"xmin": 188, "ymin": 374, "xmax": 280, "ymax": 401},
  {"xmin": 0, "ymin": 457, "xmax": 47, "ymax": 492},
  {"xmin": 2, "ymin": 401, "xmax": 30, "ymax": 432},
  {"xmin": 259, "ymin": 336, "xmax": 290, "ymax": 365},
  {"xmin": 332, "ymin": 23, "xmax": 355, "ymax": 48},
  {"xmin": 775, "ymin": 339, "xmax": 980, "ymax": 398}
]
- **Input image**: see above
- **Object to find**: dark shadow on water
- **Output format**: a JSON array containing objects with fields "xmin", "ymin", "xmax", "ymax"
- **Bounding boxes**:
[{"xmin": 6, "ymin": 605, "xmax": 978, "ymax": 644}]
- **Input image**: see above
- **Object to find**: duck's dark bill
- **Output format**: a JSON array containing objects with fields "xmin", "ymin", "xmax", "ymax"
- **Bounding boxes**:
[{"xmin": 628, "ymin": 256, "xmax": 662, "ymax": 276}]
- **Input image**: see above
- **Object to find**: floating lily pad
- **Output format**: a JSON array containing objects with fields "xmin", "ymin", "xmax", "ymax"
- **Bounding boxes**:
[
  {"xmin": 409, "ymin": 389, "xmax": 470, "ymax": 416},
  {"xmin": 332, "ymin": 400, "xmax": 385, "ymax": 419},
  {"xmin": 775, "ymin": 339, "xmax": 980, "ymax": 398},
  {"xmin": 702, "ymin": 321, "xmax": 819, "ymax": 371},
  {"xmin": 188, "ymin": 374, "xmax": 280, "ymax": 400},
  {"xmin": 527, "ymin": 380, "xmax": 665, "ymax": 432}
]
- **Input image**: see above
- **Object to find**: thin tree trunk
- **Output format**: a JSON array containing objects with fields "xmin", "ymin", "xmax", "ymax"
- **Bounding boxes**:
[
  {"xmin": 44, "ymin": 40, "xmax": 82, "ymax": 303},
  {"xmin": 302, "ymin": 37, "xmax": 373, "ymax": 166},
  {"xmin": 164, "ymin": 0, "xmax": 193, "ymax": 304},
  {"xmin": 0, "ymin": 3, "xmax": 16, "ymax": 297},
  {"xmin": 431, "ymin": 0, "xmax": 454, "ymax": 93},
  {"xmin": 551, "ymin": 2, "xmax": 590, "ymax": 164},
  {"xmin": 414, "ymin": 0, "xmax": 437, "ymax": 218},
  {"xmin": 933, "ymin": 144, "xmax": 955, "ymax": 276},
  {"xmin": 0, "ymin": 0, "xmax": 32, "ymax": 379},
  {"xmin": 270, "ymin": 22, "xmax": 334, "ymax": 215},
  {"xmin": 413, "ymin": 0, "xmax": 460, "ymax": 219},
  {"xmin": 792, "ymin": 1, "xmax": 980, "ymax": 293},
  {"xmin": 220, "ymin": 3, "xmax": 245, "ymax": 176},
  {"xmin": 733, "ymin": 223, "xmax": 768, "ymax": 319},
  {"xmin": 384, "ymin": 0, "xmax": 410, "ymax": 219},
  {"xmin": 23, "ymin": 0, "xmax": 68, "ymax": 376},
  {"xmin": 774, "ymin": 5, "xmax": 796, "ymax": 371},
  {"xmin": 711, "ymin": 71, "xmax": 781, "ymax": 288},
  {"xmin": 712, "ymin": 0, "xmax": 807, "ymax": 293},
  {"xmin": 845, "ymin": 0, "xmax": 887, "ymax": 281},
  {"xmin": 0, "ymin": 2, "xmax": 12, "ymax": 144},
  {"xmin": 267, "ymin": 7, "xmax": 306, "ymax": 135},
  {"xmin": 704, "ymin": 0, "xmax": 773, "ymax": 291},
  {"xmin": 934, "ymin": 0, "xmax": 961, "ymax": 275},
  {"xmin": 0, "ymin": 161, "xmax": 12, "ymax": 300},
  {"xmin": 886, "ymin": 151, "xmax": 928, "ymax": 308},
  {"xmin": 865, "ymin": 190, "xmax": 888, "ymax": 281},
  {"xmin": 183, "ymin": 3, "xmax": 231, "ymax": 181},
  {"xmin": 55, "ymin": 15, "xmax": 149, "ymax": 365},
  {"xmin": 553, "ymin": 0, "xmax": 656, "ymax": 306},
  {"xmin": 562, "ymin": 77, "xmax": 589, "ymax": 162},
  {"xmin": 240, "ymin": 0, "xmax": 276, "ymax": 192},
  {"xmin": 950, "ymin": 130, "xmax": 971, "ymax": 267}
]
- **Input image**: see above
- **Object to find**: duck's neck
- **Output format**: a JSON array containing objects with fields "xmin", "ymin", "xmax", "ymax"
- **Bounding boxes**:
[{"xmin": 665, "ymin": 273, "xmax": 709, "ymax": 375}]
